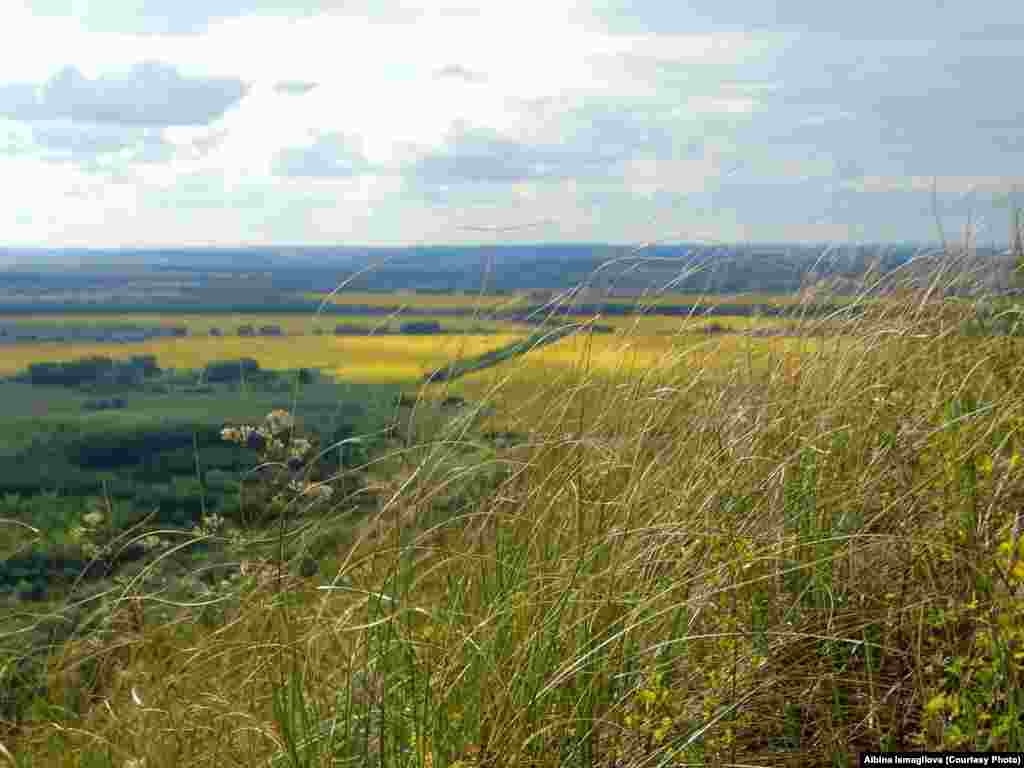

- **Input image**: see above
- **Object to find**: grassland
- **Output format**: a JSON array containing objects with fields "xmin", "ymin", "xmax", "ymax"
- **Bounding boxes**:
[
  {"xmin": 423, "ymin": 327, "xmax": 829, "ymax": 432},
  {"xmin": 6, "ymin": 270, "xmax": 1024, "ymax": 767}
]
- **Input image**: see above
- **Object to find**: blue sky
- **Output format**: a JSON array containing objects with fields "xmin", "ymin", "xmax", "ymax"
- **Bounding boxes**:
[{"xmin": 0, "ymin": 0, "xmax": 1021, "ymax": 247}]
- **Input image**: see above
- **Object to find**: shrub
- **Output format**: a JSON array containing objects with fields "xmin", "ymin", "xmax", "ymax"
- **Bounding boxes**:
[
  {"xmin": 204, "ymin": 358, "xmax": 260, "ymax": 383},
  {"xmin": 399, "ymin": 320, "xmax": 443, "ymax": 334}
]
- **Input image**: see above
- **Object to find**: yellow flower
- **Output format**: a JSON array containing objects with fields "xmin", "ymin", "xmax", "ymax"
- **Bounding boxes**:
[{"xmin": 978, "ymin": 455, "xmax": 994, "ymax": 476}]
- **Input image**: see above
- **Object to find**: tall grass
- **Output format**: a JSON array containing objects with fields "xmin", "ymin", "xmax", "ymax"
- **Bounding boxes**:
[{"xmin": 4, "ymin": 241, "xmax": 1024, "ymax": 767}]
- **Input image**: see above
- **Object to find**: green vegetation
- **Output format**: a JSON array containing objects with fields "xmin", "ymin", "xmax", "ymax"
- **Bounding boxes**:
[{"xmin": 0, "ymin": 355, "xmax": 400, "ymax": 613}]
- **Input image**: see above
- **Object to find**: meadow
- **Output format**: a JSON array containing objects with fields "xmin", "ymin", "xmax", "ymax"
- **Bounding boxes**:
[{"xmin": 5, "ymin": 264, "xmax": 1024, "ymax": 767}]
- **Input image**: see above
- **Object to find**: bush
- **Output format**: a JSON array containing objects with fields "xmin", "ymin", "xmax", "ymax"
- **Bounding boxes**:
[
  {"xmin": 204, "ymin": 358, "xmax": 260, "ymax": 383},
  {"xmin": 29, "ymin": 356, "xmax": 114, "ymax": 386},
  {"xmin": 399, "ymin": 320, "xmax": 443, "ymax": 334},
  {"xmin": 67, "ymin": 423, "xmax": 222, "ymax": 469},
  {"xmin": 81, "ymin": 397, "xmax": 127, "ymax": 412}
]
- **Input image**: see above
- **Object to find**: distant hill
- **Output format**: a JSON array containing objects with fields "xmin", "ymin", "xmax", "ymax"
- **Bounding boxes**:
[{"xmin": 0, "ymin": 243, "xmax": 1013, "ymax": 301}]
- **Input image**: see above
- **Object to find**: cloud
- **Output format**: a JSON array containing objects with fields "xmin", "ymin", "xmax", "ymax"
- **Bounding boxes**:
[
  {"xmin": 30, "ymin": 120, "xmax": 173, "ymax": 161},
  {"xmin": 434, "ymin": 64, "xmax": 488, "ymax": 84},
  {"xmin": 25, "ymin": 0, "xmax": 424, "ymax": 36},
  {"xmin": 408, "ymin": 121, "xmax": 614, "ymax": 187},
  {"xmin": 3, "ymin": 0, "xmax": 1021, "ymax": 246},
  {"xmin": 272, "ymin": 132, "xmax": 377, "ymax": 178},
  {"xmin": 0, "ymin": 113, "xmax": 175, "ymax": 175},
  {"xmin": 585, "ymin": 0, "xmax": 1023, "ymax": 40},
  {"xmin": 406, "ymin": 98, "xmax": 693, "ymax": 193},
  {"xmin": 0, "ymin": 61, "xmax": 247, "ymax": 126},
  {"xmin": 273, "ymin": 80, "xmax": 318, "ymax": 95}
]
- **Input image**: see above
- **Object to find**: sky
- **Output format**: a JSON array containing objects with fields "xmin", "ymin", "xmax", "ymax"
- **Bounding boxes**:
[{"xmin": 0, "ymin": 0, "xmax": 1021, "ymax": 248}]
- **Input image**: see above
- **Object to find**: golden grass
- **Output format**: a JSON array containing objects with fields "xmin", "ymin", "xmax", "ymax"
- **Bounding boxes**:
[{"xmin": 424, "ymin": 328, "xmax": 828, "ymax": 432}]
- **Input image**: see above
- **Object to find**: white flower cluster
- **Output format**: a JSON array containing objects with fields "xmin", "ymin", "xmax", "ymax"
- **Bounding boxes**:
[
  {"xmin": 70, "ymin": 509, "xmax": 109, "ymax": 559},
  {"xmin": 192, "ymin": 512, "xmax": 226, "ymax": 537},
  {"xmin": 221, "ymin": 410, "xmax": 333, "ymax": 507},
  {"xmin": 264, "ymin": 408, "xmax": 295, "ymax": 434},
  {"xmin": 220, "ymin": 424, "xmax": 270, "ymax": 447},
  {"xmin": 220, "ymin": 411, "xmax": 313, "ymax": 460},
  {"xmin": 289, "ymin": 437, "xmax": 313, "ymax": 460}
]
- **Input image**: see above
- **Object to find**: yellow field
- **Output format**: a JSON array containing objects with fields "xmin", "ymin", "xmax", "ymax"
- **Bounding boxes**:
[
  {"xmin": 424, "ymin": 329, "xmax": 826, "ymax": 430},
  {"xmin": 0, "ymin": 312, "xmax": 532, "ymax": 335},
  {"xmin": 0, "ymin": 334, "xmax": 523, "ymax": 384}
]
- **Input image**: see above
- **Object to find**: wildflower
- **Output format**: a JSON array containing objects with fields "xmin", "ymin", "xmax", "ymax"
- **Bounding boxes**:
[
  {"xmin": 264, "ymin": 409, "xmax": 294, "ymax": 435},
  {"xmin": 290, "ymin": 437, "xmax": 313, "ymax": 458},
  {"xmin": 241, "ymin": 426, "xmax": 268, "ymax": 451},
  {"xmin": 200, "ymin": 513, "xmax": 225, "ymax": 533}
]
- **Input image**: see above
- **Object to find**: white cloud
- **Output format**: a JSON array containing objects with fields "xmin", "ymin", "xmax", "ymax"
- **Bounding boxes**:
[
  {"xmin": 0, "ymin": 62, "xmax": 247, "ymax": 126},
  {"xmin": 0, "ymin": 1, "xmax": 1020, "ymax": 246}
]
